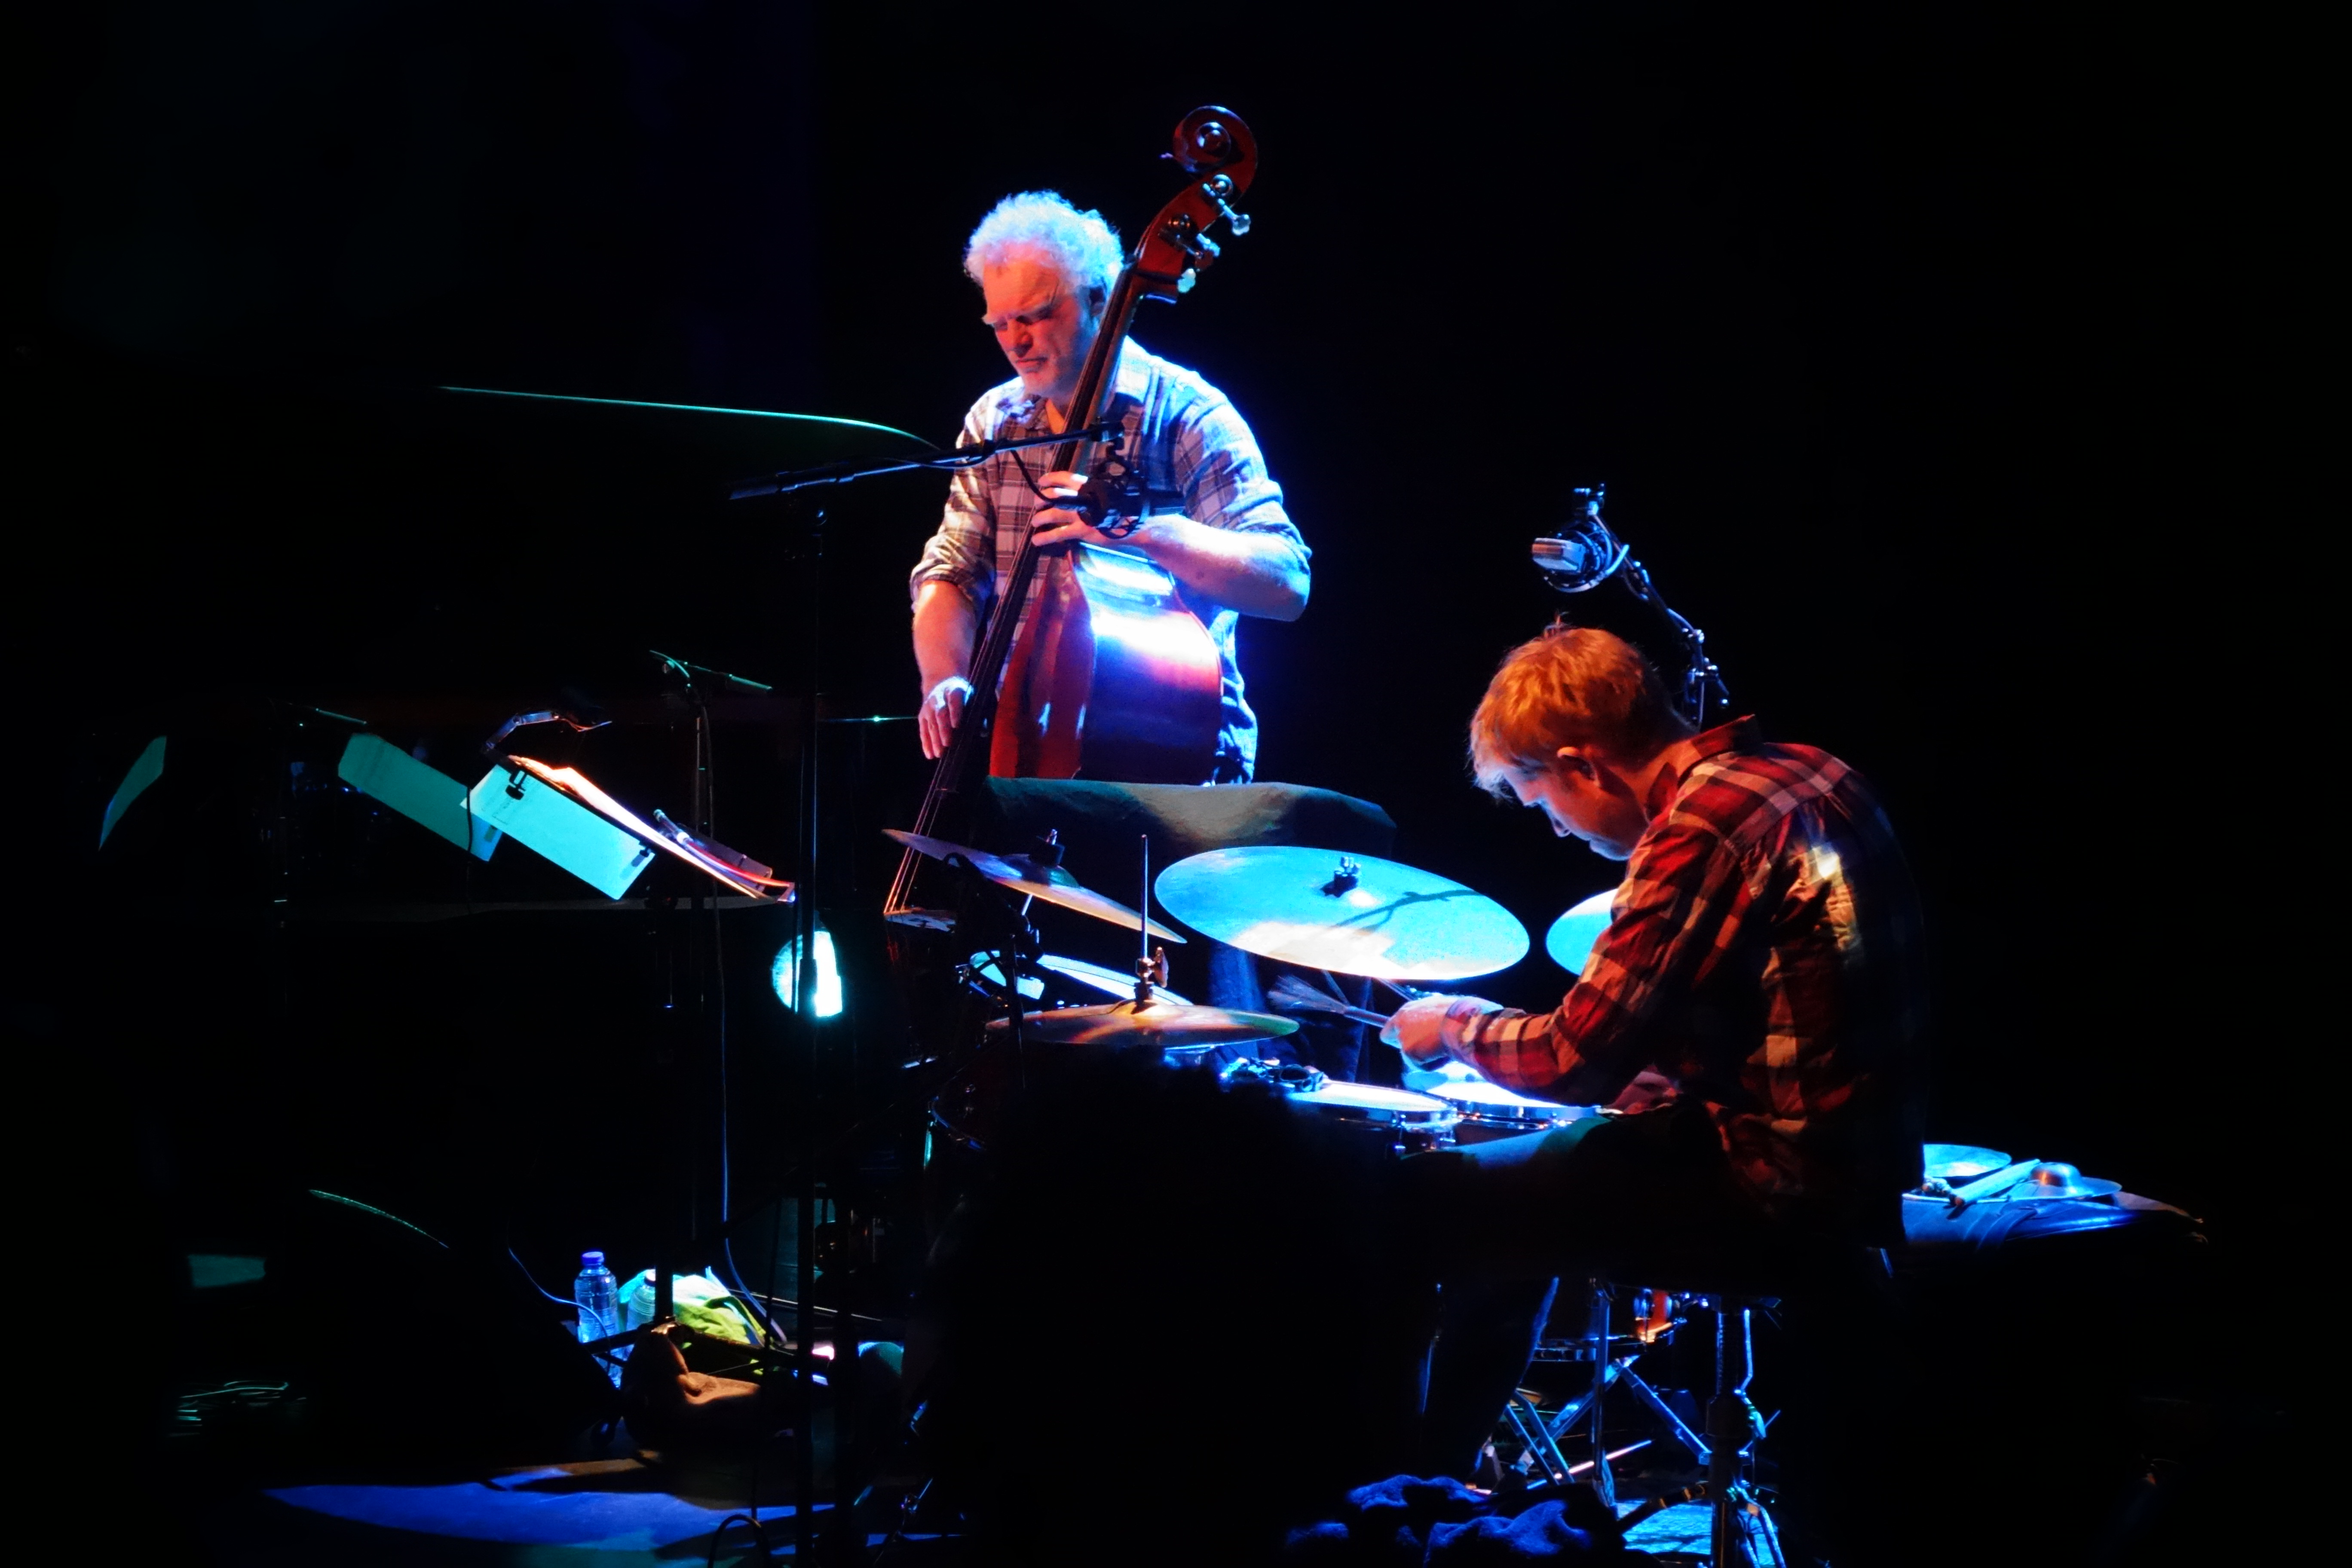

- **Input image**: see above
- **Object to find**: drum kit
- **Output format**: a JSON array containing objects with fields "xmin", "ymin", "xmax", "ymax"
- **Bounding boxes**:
[
  {"xmin": 897, "ymin": 825, "xmax": 2146, "ymax": 1213},
  {"xmin": 892, "ymin": 829, "xmax": 1580, "ymax": 1158}
]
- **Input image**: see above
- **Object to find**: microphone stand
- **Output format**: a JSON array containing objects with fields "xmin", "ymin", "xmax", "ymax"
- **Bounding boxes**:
[
  {"xmin": 727, "ymin": 417, "xmax": 1119, "ymax": 1560},
  {"xmin": 726, "ymin": 421, "xmax": 1123, "ymax": 501}
]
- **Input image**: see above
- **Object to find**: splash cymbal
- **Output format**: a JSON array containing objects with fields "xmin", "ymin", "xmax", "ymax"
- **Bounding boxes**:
[{"xmin": 1544, "ymin": 887, "xmax": 1616, "ymax": 974}]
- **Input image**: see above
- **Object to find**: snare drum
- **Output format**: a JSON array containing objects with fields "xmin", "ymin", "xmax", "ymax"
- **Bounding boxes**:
[
  {"xmin": 1286, "ymin": 1081, "xmax": 1459, "ymax": 1154},
  {"xmin": 1428, "ymin": 1080, "xmax": 1596, "ymax": 1145}
]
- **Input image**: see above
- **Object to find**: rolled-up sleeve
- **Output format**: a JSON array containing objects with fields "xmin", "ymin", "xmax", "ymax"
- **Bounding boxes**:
[{"xmin": 1176, "ymin": 395, "xmax": 1307, "ymax": 564}]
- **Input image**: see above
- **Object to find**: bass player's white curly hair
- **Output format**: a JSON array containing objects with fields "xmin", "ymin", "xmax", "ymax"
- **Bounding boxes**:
[{"xmin": 963, "ymin": 191, "xmax": 1124, "ymax": 303}]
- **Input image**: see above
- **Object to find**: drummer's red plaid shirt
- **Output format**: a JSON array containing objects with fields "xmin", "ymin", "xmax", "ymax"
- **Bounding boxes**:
[{"xmin": 1421, "ymin": 717, "xmax": 1928, "ymax": 1231}]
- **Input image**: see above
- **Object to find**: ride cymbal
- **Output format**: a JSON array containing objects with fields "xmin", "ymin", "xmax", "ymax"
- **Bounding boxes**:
[{"xmin": 1155, "ymin": 846, "xmax": 1528, "ymax": 983}]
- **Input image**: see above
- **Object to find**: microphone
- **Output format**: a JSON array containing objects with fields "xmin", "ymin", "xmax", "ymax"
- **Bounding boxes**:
[
  {"xmin": 649, "ymin": 649, "xmax": 775, "ymax": 694},
  {"xmin": 1525, "ymin": 484, "xmax": 1730, "ymax": 728},
  {"xmin": 1529, "ymin": 485, "xmax": 1626, "ymax": 594}
]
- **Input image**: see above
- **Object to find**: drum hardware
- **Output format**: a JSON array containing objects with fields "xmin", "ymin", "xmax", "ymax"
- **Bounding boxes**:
[
  {"xmin": 1531, "ymin": 485, "xmax": 1731, "ymax": 732},
  {"xmin": 1220, "ymin": 1057, "xmax": 1326, "ymax": 1094},
  {"xmin": 1910, "ymin": 1154, "xmax": 2123, "ymax": 1210},
  {"xmin": 2008, "ymin": 1161, "xmax": 2122, "ymax": 1200},
  {"xmin": 1511, "ymin": 1282, "xmax": 1714, "ymax": 1507},
  {"xmin": 1154, "ymin": 846, "xmax": 1529, "ymax": 982},
  {"xmin": 1515, "ymin": 1283, "xmax": 1781, "ymax": 1563},
  {"xmin": 964, "ymin": 951, "xmax": 1193, "ymax": 1007}
]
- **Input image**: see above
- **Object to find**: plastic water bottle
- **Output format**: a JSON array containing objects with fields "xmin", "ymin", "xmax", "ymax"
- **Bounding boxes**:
[
  {"xmin": 623, "ymin": 1271, "xmax": 659, "ymax": 1334},
  {"xmin": 574, "ymin": 1251, "xmax": 620, "ymax": 1385}
]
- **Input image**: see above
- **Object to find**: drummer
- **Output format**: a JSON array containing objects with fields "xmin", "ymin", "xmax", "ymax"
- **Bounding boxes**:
[{"xmin": 1383, "ymin": 623, "xmax": 1928, "ymax": 1477}]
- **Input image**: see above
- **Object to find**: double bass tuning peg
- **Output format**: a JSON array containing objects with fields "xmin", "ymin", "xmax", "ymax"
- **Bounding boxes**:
[{"xmin": 1203, "ymin": 176, "xmax": 1252, "ymax": 236}]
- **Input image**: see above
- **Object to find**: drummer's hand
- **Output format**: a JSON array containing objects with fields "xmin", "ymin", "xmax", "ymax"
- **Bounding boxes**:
[
  {"xmin": 1029, "ymin": 471, "xmax": 1135, "ymax": 551},
  {"xmin": 919, "ymin": 675, "xmax": 974, "ymax": 760},
  {"xmin": 1381, "ymin": 995, "xmax": 1461, "ymax": 1066}
]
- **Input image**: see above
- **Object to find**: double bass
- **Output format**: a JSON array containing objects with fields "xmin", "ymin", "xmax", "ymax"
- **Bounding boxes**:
[{"xmin": 885, "ymin": 107, "xmax": 1261, "ymax": 929}]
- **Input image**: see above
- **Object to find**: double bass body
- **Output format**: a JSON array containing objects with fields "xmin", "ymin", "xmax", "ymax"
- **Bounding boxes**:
[{"xmin": 986, "ymin": 541, "xmax": 1225, "ymax": 786}]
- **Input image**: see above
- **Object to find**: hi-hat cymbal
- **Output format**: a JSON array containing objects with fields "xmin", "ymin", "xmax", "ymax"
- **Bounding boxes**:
[
  {"xmin": 967, "ymin": 951, "xmax": 1191, "ymax": 1006},
  {"xmin": 885, "ymin": 829, "xmax": 1185, "ymax": 942},
  {"xmin": 1038, "ymin": 953, "xmax": 1192, "ymax": 1005},
  {"xmin": 1154, "ymin": 847, "xmax": 1528, "ymax": 982},
  {"xmin": 1544, "ymin": 888, "xmax": 1616, "ymax": 975},
  {"xmin": 981, "ymin": 999, "xmax": 1296, "ymax": 1048},
  {"xmin": 1923, "ymin": 1142, "xmax": 2011, "ymax": 1182}
]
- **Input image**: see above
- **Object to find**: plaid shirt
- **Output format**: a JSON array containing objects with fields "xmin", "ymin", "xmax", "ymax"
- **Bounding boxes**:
[
  {"xmin": 908, "ymin": 339, "xmax": 1304, "ymax": 781},
  {"xmin": 1425, "ymin": 718, "xmax": 1927, "ymax": 1232}
]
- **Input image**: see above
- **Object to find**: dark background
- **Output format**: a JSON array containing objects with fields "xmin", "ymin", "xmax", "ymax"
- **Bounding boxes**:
[{"xmin": 9, "ymin": 3, "xmax": 2291, "ymax": 1288}]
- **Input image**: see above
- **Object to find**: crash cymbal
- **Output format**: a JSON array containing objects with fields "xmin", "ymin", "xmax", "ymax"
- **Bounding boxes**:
[
  {"xmin": 885, "ymin": 829, "xmax": 1185, "ymax": 943},
  {"xmin": 1544, "ymin": 888, "xmax": 1616, "ymax": 974},
  {"xmin": 2006, "ymin": 1161, "xmax": 2122, "ymax": 1201},
  {"xmin": 1923, "ymin": 1142, "xmax": 2011, "ymax": 1182},
  {"xmin": 980, "ymin": 999, "xmax": 1296, "ymax": 1049},
  {"xmin": 1154, "ymin": 847, "xmax": 1528, "ymax": 983}
]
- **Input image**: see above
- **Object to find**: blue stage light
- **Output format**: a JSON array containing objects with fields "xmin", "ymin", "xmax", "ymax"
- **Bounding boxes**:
[{"xmin": 771, "ymin": 925, "xmax": 844, "ymax": 1018}]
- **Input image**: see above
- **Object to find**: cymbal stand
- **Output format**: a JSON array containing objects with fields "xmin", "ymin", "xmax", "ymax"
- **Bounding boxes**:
[{"xmin": 945, "ymin": 851, "xmax": 1043, "ymax": 1088}]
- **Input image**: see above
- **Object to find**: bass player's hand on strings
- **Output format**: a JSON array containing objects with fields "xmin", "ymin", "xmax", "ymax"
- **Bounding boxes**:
[
  {"xmin": 919, "ymin": 675, "xmax": 974, "ymax": 760},
  {"xmin": 912, "ymin": 579, "xmax": 979, "ymax": 759}
]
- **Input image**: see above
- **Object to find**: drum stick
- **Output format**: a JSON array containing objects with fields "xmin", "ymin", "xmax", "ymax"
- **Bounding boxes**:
[{"xmin": 1266, "ymin": 974, "xmax": 1395, "ymax": 1030}]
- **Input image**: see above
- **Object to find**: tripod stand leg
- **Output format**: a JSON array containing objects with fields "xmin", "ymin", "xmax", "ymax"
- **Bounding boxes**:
[
  {"xmin": 1539, "ymin": 1360, "xmax": 1619, "ymax": 1442},
  {"xmin": 1506, "ymin": 1392, "xmax": 1574, "ymax": 1484},
  {"xmin": 1585, "ymin": 1280, "xmax": 1616, "ymax": 1510},
  {"xmin": 1618, "ymin": 1362, "xmax": 1711, "ymax": 1468}
]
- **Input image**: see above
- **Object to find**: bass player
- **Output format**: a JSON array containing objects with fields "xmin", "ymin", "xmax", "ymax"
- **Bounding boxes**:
[{"xmin": 907, "ymin": 190, "xmax": 1309, "ymax": 785}]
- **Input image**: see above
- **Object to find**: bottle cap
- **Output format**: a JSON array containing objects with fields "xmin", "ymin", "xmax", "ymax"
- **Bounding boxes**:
[{"xmin": 580, "ymin": 1250, "xmax": 605, "ymax": 1268}]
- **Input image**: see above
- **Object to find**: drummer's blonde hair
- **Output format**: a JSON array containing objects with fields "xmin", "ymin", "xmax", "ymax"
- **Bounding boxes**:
[{"xmin": 1470, "ymin": 623, "xmax": 1688, "ymax": 795}]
